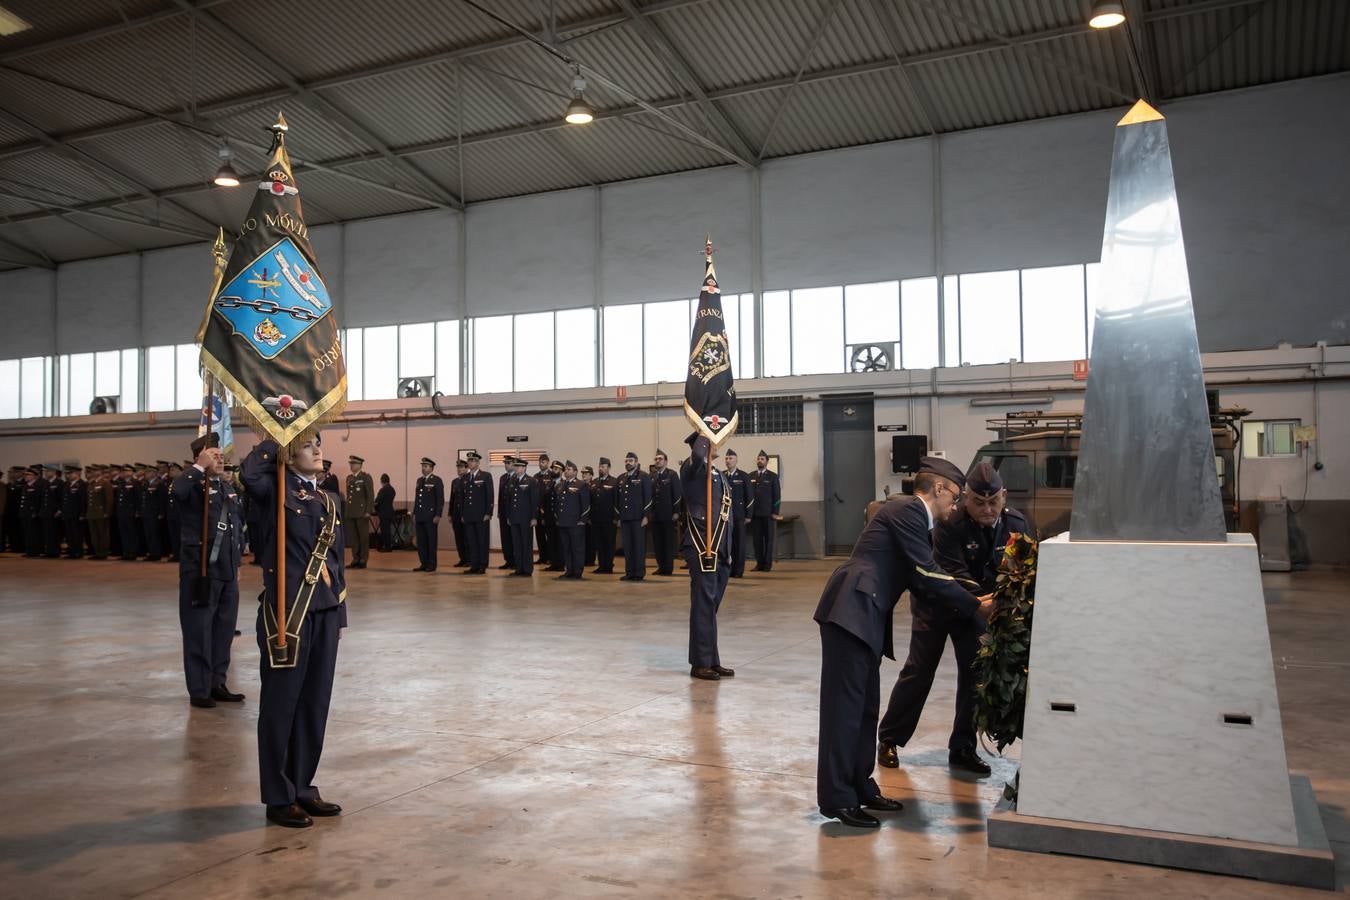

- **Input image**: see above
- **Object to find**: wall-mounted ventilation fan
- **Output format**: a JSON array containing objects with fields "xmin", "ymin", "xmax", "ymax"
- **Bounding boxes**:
[
  {"xmin": 398, "ymin": 376, "xmax": 432, "ymax": 399},
  {"xmin": 849, "ymin": 344, "xmax": 893, "ymax": 373},
  {"xmin": 90, "ymin": 396, "xmax": 119, "ymax": 415}
]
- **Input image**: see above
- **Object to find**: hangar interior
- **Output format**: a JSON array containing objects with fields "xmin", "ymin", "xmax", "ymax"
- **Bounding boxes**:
[{"xmin": 0, "ymin": 0, "xmax": 1346, "ymax": 897}]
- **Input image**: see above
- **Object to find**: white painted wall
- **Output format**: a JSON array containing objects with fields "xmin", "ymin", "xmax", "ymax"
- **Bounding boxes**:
[{"xmin": 3, "ymin": 75, "xmax": 1346, "ymax": 356}]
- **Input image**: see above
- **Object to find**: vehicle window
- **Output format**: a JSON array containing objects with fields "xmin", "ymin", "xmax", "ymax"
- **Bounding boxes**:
[
  {"xmin": 979, "ymin": 454, "xmax": 1032, "ymax": 493},
  {"xmin": 1044, "ymin": 454, "xmax": 1077, "ymax": 489}
]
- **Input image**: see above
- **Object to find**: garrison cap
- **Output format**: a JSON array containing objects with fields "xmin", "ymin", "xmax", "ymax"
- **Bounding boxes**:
[
  {"xmin": 757, "ymin": 449, "xmax": 769, "ymax": 459},
  {"xmin": 598, "ymin": 456, "xmax": 611, "ymax": 466},
  {"xmin": 421, "ymin": 457, "xmax": 436, "ymax": 467},
  {"xmin": 348, "ymin": 455, "xmax": 364, "ymax": 464},
  {"xmin": 190, "ymin": 432, "xmax": 221, "ymax": 458},
  {"xmin": 322, "ymin": 460, "xmax": 332, "ymax": 471},
  {"xmin": 966, "ymin": 461, "xmax": 1004, "ymax": 497},
  {"xmin": 917, "ymin": 456, "xmax": 965, "ymax": 490},
  {"xmin": 725, "ymin": 448, "xmax": 738, "ymax": 457},
  {"xmin": 539, "ymin": 453, "xmax": 551, "ymax": 462},
  {"xmin": 654, "ymin": 448, "xmax": 667, "ymax": 458},
  {"xmin": 624, "ymin": 451, "xmax": 637, "ymax": 461}
]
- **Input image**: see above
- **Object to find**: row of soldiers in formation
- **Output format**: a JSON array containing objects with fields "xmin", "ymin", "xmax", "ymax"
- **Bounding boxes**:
[{"xmin": 405, "ymin": 448, "xmax": 782, "ymax": 579}]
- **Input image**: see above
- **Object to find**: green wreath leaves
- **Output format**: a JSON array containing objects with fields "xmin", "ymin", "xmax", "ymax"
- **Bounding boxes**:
[{"xmin": 972, "ymin": 532, "xmax": 1039, "ymax": 754}]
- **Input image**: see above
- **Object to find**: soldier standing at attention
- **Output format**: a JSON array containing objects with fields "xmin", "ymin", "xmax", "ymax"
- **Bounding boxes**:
[
  {"xmin": 20, "ymin": 466, "xmax": 41, "ymax": 557},
  {"xmin": 461, "ymin": 451, "xmax": 493, "ymax": 575},
  {"xmin": 344, "ymin": 455, "xmax": 374, "ymax": 569},
  {"xmin": 319, "ymin": 460, "xmax": 339, "ymax": 494},
  {"xmin": 496, "ymin": 458, "xmax": 516, "ymax": 571},
  {"xmin": 749, "ymin": 450, "xmax": 782, "ymax": 571},
  {"xmin": 141, "ymin": 464, "xmax": 168, "ymax": 562},
  {"xmin": 580, "ymin": 465, "xmax": 597, "ymax": 568},
  {"xmin": 86, "ymin": 465, "xmax": 114, "ymax": 560},
  {"xmin": 3, "ymin": 467, "xmax": 20, "ymax": 553},
  {"xmin": 40, "ymin": 464, "xmax": 63, "ymax": 558},
  {"xmin": 554, "ymin": 460, "xmax": 590, "ymax": 580},
  {"xmin": 242, "ymin": 433, "xmax": 347, "ymax": 829},
  {"xmin": 617, "ymin": 451, "xmax": 652, "ymax": 582},
  {"xmin": 590, "ymin": 458, "xmax": 618, "ymax": 575},
  {"xmin": 450, "ymin": 458, "xmax": 468, "ymax": 568},
  {"xmin": 131, "ymin": 464, "xmax": 149, "ymax": 559},
  {"xmin": 533, "ymin": 454, "xmax": 554, "ymax": 566},
  {"xmin": 650, "ymin": 450, "xmax": 683, "ymax": 577},
  {"xmin": 166, "ymin": 462, "xmax": 184, "ymax": 561},
  {"xmin": 176, "ymin": 432, "xmax": 245, "ymax": 709},
  {"xmin": 506, "ymin": 457, "xmax": 538, "ymax": 577},
  {"xmin": 723, "ymin": 450, "xmax": 750, "ymax": 578},
  {"xmin": 545, "ymin": 460, "xmax": 565, "ymax": 571},
  {"xmin": 61, "ymin": 465, "xmax": 86, "ymax": 558},
  {"xmin": 682, "ymin": 433, "xmax": 735, "ymax": 681},
  {"xmin": 374, "ymin": 474, "xmax": 395, "ymax": 551},
  {"xmin": 155, "ymin": 461, "xmax": 173, "ymax": 556},
  {"xmin": 412, "ymin": 457, "xmax": 444, "ymax": 573}
]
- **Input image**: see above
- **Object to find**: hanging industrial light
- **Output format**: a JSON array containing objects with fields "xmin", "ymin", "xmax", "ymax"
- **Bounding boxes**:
[
  {"xmin": 212, "ymin": 141, "xmax": 241, "ymax": 187},
  {"xmin": 1088, "ymin": 0, "xmax": 1126, "ymax": 28},
  {"xmin": 563, "ymin": 67, "xmax": 594, "ymax": 125}
]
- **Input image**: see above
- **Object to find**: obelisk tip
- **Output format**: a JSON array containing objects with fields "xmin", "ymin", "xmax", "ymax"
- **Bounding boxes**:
[{"xmin": 1117, "ymin": 99, "xmax": 1163, "ymax": 126}]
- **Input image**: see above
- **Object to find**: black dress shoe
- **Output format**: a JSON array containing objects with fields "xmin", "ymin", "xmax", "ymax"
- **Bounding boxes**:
[
  {"xmin": 712, "ymin": 666, "xmax": 735, "ymax": 677},
  {"xmin": 690, "ymin": 666, "xmax": 720, "ymax": 681},
  {"xmin": 594, "ymin": 568, "xmax": 613, "ymax": 574},
  {"xmin": 454, "ymin": 561, "xmax": 470, "ymax": 568},
  {"xmin": 266, "ymin": 803, "xmax": 313, "ymax": 828},
  {"xmin": 820, "ymin": 807, "xmax": 879, "ymax": 828},
  {"xmin": 546, "ymin": 565, "xmax": 564, "ymax": 572},
  {"xmin": 877, "ymin": 742, "xmax": 899, "ymax": 768},
  {"xmin": 496, "ymin": 564, "xmax": 513, "ymax": 570},
  {"xmin": 412, "ymin": 566, "xmax": 427, "ymax": 572},
  {"xmin": 189, "ymin": 696, "xmax": 216, "ymax": 709},
  {"xmin": 949, "ymin": 748, "xmax": 992, "ymax": 776},
  {"xmin": 211, "ymin": 685, "xmax": 245, "ymax": 702},
  {"xmin": 351, "ymin": 562, "xmax": 366, "ymax": 569},
  {"xmin": 863, "ymin": 795, "xmax": 904, "ymax": 812},
  {"xmin": 296, "ymin": 795, "xmax": 341, "ymax": 817}
]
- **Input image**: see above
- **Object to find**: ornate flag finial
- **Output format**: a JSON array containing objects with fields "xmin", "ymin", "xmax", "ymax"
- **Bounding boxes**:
[
  {"xmin": 705, "ymin": 233, "xmax": 713, "ymax": 263},
  {"xmin": 271, "ymin": 112, "xmax": 289, "ymax": 134}
]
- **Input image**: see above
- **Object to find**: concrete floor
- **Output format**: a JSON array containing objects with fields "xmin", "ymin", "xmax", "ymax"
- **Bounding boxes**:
[{"xmin": 0, "ymin": 550, "xmax": 1345, "ymax": 899}]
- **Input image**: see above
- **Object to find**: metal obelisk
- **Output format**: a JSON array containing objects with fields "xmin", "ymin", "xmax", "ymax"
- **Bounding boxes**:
[{"xmin": 1070, "ymin": 100, "xmax": 1226, "ymax": 542}]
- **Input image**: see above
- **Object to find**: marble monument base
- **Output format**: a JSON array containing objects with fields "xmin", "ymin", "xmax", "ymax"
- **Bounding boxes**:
[{"xmin": 988, "ymin": 772, "xmax": 1334, "ymax": 890}]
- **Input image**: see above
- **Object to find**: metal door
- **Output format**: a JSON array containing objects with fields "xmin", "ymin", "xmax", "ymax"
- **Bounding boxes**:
[{"xmin": 823, "ymin": 397, "xmax": 875, "ymax": 555}]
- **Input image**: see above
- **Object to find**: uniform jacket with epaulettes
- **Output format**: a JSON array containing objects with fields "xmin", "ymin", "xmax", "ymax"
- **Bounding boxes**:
[
  {"xmin": 553, "ymin": 476, "xmax": 590, "ymax": 527},
  {"xmin": 617, "ymin": 467, "xmax": 653, "ymax": 522},
  {"xmin": 461, "ymin": 468, "xmax": 494, "ymax": 520},
  {"xmin": 589, "ymin": 474, "xmax": 618, "ymax": 522},
  {"xmin": 413, "ymin": 473, "xmax": 444, "ymax": 522},
  {"xmin": 345, "ymin": 470, "xmax": 375, "ymax": 518}
]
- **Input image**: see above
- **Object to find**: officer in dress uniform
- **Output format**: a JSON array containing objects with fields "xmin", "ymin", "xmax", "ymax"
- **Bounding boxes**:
[
  {"xmin": 375, "ymin": 474, "xmax": 396, "ymax": 551},
  {"xmin": 722, "ymin": 450, "xmax": 750, "ymax": 578},
  {"xmin": 86, "ymin": 465, "xmax": 114, "ymax": 560},
  {"xmin": 813, "ymin": 457, "xmax": 990, "ymax": 829},
  {"xmin": 449, "ymin": 458, "xmax": 468, "ymax": 568},
  {"xmin": 545, "ymin": 460, "xmax": 565, "ymax": 571},
  {"xmin": 412, "ymin": 457, "xmax": 444, "ymax": 572},
  {"xmin": 155, "ymin": 461, "xmax": 173, "ymax": 555},
  {"xmin": 749, "ymin": 450, "xmax": 782, "ymax": 571},
  {"xmin": 40, "ymin": 464, "xmax": 63, "ymax": 558},
  {"xmin": 241, "ymin": 432, "xmax": 347, "ymax": 829},
  {"xmin": 131, "ymin": 464, "xmax": 149, "ymax": 558},
  {"xmin": 21, "ymin": 466, "xmax": 42, "ymax": 556},
  {"xmin": 554, "ymin": 461, "xmax": 590, "ymax": 580},
  {"xmin": 580, "ymin": 465, "xmax": 596, "ymax": 568},
  {"xmin": 140, "ymin": 465, "xmax": 168, "ymax": 561},
  {"xmin": 682, "ymin": 433, "xmax": 735, "ymax": 681},
  {"xmin": 649, "ymin": 450, "xmax": 683, "ymax": 577},
  {"xmin": 533, "ymin": 454, "xmax": 554, "ymax": 565},
  {"xmin": 496, "ymin": 458, "xmax": 516, "ymax": 571},
  {"xmin": 344, "ymin": 455, "xmax": 374, "ymax": 569},
  {"xmin": 617, "ymin": 451, "xmax": 652, "ymax": 581},
  {"xmin": 165, "ymin": 462, "xmax": 184, "ymax": 561},
  {"xmin": 460, "ymin": 451, "xmax": 493, "ymax": 575},
  {"xmin": 3, "ymin": 466, "xmax": 20, "ymax": 553},
  {"xmin": 319, "ymin": 460, "xmax": 339, "ymax": 494},
  {"xmin": 176, "ymin": 432, "xmax": 245, "ymax": 709},
  {"xmin": 61, "ymin": 465, "xmax": 86, "ymax": 558},
  {"xmin": 506, "ymin": 457, "xmax": 538, "ymax": 577},
  {"xmin": 877, "ymin": 462, "xmax": 1027, "ymax": 777},
  {"xmin": 590, "ymin": 458, "xmax": 618, "ymax": 574}
]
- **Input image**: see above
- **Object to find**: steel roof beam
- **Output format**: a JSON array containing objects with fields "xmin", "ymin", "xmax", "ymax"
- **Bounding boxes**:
[
  {"xmin": 0, "ymin": 231, "xmax": 55, "ymax": 268},
  {"xmin": 168, "ymin": 0, "xmax": 463, "ymax": 210},
  {"xmin": 0, "ymin": 0, "xmax": 237, "ymax": 64}
]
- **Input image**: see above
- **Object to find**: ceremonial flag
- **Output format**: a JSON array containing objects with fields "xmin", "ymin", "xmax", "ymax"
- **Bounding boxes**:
[
  {"xmin": 199, "ymin": 113, "xmax": 346, "ymax": 445},
  {"xmin": 683, "ymin": 235, "xmax": 739, "ymax": 446},
  {"xmin": 198, "ymin": 393, "xmax": 234, "ymax": 457}
]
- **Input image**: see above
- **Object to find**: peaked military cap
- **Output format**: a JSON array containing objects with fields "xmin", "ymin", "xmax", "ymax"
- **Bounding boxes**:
[
  {"xmin": 156, "ymin": 459, "xmax": 171, "ymax": 467},
  {"xmin": 550, "ymin": 460, "xmax": 563, "ymax": 472},
  {"xmin": 598, "ymin": 456, "xmax": 611, "ymax": 466},
  {"xmin": 27, "ymin": 465, "xmax": 41, "ymax": 475},
  {"xmin": 62, "ymin": 464, "xmax": 79, "ymax": 473},
  {"xmin": 581, "ymin": 466, "xmax": 594, "ymax": 476},
  {"xmin": 454, "ymin": 458, "xmax": 467, "ymax": 467},
  {"xmin": 348, "ymin": 455, "xmax": 364, "ymax": 464},
  {"xmin": 966, "ymin": 461, "xmax": 1004, "ymax": 496},
  {"xmin": 421, "ymin": 457, "xmax": 436, "ymax": 467},
  {"xmin": 917, "ymin": 456, "xmax": 965, "ymax": 490},
  {"xmin": 466, "ymin": 451, "xmax": 482, "ymax": 461},
  {"xmin": 512, "ymin": 456, "xmax": 528, "ymax": 466},
  {"xmin": 564, "ymin": 460, "xmax": 576, "ymax": 469},
  {"xmin": 538, "ymin": 453, "xmax": 551, "ymax": 462},
  {"xmin": 190, "ymin": 432, "xmax": 221, "ymax": 458}
]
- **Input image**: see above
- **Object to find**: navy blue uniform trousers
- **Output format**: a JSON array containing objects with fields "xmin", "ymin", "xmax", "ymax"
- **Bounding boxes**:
[
  {"xmin": 560, "ymin": 524, "xmax": 584, "ymax": 577},
  {"xmin": 179, "ymin": 578, "xmax": 239, "ymax": 700},
  {"xmin": 621, "ymin": 520, "xmax": 645, "ymax": 579},
  {"xmin": 878, "ymin": 609, "xmax": 983, "ymax": 752},
  {"xmin": 816, "ymin": 622, "xmax": 885, "ymax": 810},
  {"xmin": 415, "ymin": 521, "xmax": 438, "ymax": 570},
  {"xmin": 256, "ymin": 606, "xmax": 339, "ymax": 806},
  {"xmin": 686, "ymin": 551, "xmax": 729, "ymax": 668},
  {"xmin": 510, "ymin": 522, "xmax": 534, "ymax": 575}
]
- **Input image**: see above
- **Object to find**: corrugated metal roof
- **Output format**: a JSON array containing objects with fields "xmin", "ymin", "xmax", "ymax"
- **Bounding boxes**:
[{"xmin": 0, "ymin": 0, "xmax": 1343, "ymax": 267}]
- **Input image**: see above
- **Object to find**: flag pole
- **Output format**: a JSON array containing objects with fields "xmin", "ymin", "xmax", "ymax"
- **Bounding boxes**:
[
  {"xmin": 201, "ymin": 374, "xmax": 214, "ymax": 585},
  {"xmin": 704, "ymin": 235, "xmax": 715, "ymax": 560},
  {"xmin": 276, "ymin": 458, "xmax": 286, "ymax": 648}
]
